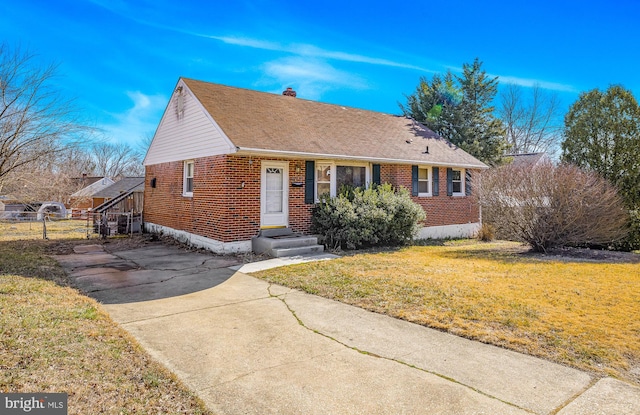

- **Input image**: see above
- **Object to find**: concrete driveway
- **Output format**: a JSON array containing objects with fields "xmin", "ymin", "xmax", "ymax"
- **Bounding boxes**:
[{"xmin": 55, "ymin": 243, "xmax": 640, "ymax": 415}]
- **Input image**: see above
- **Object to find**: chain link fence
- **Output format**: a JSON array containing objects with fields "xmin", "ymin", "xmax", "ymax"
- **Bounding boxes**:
[{"xmin": 0, "ymin": 211, "xmax": 142, "ymax": 241}]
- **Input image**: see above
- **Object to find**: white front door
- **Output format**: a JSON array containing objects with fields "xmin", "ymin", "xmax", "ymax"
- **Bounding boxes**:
[{"xmin": 261, "ymin": 161, "xmax": 289, "ymax": 228}]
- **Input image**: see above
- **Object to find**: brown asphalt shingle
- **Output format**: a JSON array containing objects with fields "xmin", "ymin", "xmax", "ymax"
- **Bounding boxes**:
[
  {"xmin": 183, "ymin": 78, "xmax": 488, "ymax": 169},
  {"xmin": 93, "ymin": 177, "xmax": 144, "ymax": 198}
]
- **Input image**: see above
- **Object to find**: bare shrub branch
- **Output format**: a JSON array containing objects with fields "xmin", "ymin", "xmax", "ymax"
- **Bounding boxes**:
[{"xmin": 476, "ymin": 162, "xmax": 629, "ymax": 251}]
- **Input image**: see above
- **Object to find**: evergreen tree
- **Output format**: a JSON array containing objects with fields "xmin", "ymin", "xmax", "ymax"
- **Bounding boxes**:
[
  {"xmin": 562, "ymin": 85, "xmax": 640, "ymax": 250},
  {"xmin": 562, "ymin": 85, "xmax": 640, "ymax": 209},
  {"xmin": 401, "ymin": 58, "xmax": 507, "ymax": 165}
]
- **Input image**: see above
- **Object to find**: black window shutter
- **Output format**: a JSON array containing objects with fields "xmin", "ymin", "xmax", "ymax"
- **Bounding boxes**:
[
  {"xmin": 465, "ymin": 170, "xmax": 472, "ymax": 196},
  {"xmin": 372, "ymin": 164, "xmax": 381, "ymax": 186},
  {"xmin": 411, "ymin": 165, "xmax": 418, "ymax": 196},
  {"xmin": 305, "ymin": 160, "xmax": 315, "ymax": 204},
  {"xmin": 446, "ymin": 168, "xmax": 453, "ymax": 196},
  {"xmin": 432, "ymin": 167, "xmax": 439, "ymax": 196}
]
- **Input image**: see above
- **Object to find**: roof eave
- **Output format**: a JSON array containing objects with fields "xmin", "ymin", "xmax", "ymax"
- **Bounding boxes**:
[{"xmin": 236, "ymin": 147, "xmax": 489, "ymax": 169}]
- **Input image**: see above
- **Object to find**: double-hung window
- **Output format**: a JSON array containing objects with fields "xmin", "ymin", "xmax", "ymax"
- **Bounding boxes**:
[
  {"xmin": 316, "ymin": 164, "xmax": 331, "ymax": 200},
  {"xmin": 451, "ymin": 169, "xmax": 463, "ymax": 196},
  {"xmin": 418, "ymin": 167, "xmax": 430, "ymax": 196},
  {"xmin": 183, "ymin": 160, "xmax": 194, "ymax": 197}
]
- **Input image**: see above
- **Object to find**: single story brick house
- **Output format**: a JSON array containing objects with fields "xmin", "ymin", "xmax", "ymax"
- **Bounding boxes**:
[{"xmin": 143, "ymin": 78, "xmax": 488, "ymax": 253}]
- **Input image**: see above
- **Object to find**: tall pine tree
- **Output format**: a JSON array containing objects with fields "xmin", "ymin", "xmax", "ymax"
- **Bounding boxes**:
[{"xmin": 401, "ymin": 58, "xmax": 507, "ymax": 166}]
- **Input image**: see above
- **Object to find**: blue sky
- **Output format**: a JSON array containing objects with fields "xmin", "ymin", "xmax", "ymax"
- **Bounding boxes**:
[{"xmin": 1, "ymin": 0, "xmax": 639, "ymax": 147}]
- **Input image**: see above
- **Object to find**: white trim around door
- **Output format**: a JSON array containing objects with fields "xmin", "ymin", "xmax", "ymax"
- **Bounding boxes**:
[{"xmin": 260, "ymin": 160, "xmax": 289, "ymax": 228}]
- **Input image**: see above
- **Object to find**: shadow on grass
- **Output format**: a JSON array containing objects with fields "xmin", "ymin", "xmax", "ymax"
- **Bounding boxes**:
[
  {"xmin": 435, "ymin": 241, "xmax": 640, "ymax": 265},
  {"xmin": 324, "ymin": 238, "xmax": 461, "ymax": 257}
]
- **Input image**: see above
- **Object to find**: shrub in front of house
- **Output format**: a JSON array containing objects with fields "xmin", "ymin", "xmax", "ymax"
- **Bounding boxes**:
[
  {"xmin": 476, "ymin": 162, "xmax": 629, "ymax": 252},
  {"xmin": 476, "ymin": 223, "xmax": 496, "ymax": 242},
  {"xmin": 312, "ymin": 184, "xmax": 426, "ymax": 250}
]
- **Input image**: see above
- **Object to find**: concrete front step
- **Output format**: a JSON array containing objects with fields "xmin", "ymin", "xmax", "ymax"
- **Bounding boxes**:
[
  {"xmin": 271, "ymin": 244, "xmax": 325, "ymax": 258},
  {"xmin": 258, "ymin": 228, "xmax": 294, "ymax": 238},
  {"xmin": 252, "ymin": 229, "xmax": 325, "ymax": 257},
  {"xmin": 261, "ymin": 235, "xmax": 320, "ymax": 249}
]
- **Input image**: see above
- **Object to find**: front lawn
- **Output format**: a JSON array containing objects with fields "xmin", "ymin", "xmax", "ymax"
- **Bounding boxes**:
[
  {"xmin": 253, "ymin": 240, "xmax": 640, "ymax": 385},
  {"xmin": 0, "ymin": 240, "xmax": 213, "ymax": 414}
]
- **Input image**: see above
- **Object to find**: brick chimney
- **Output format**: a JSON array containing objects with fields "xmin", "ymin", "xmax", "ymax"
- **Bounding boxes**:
[{"xmin": 282, "ymin": 87, "xmax": 296, "ymax": 97}]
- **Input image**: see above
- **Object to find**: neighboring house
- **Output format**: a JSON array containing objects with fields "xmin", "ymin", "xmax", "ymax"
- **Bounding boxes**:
[
  {"xmin": 497, "ymin": 153, "xmax": 553, "ymax": 208},
  {"xmin": 91, "ymin": 177, "xmax": 145, "ymax": 214},
  {"xmin": 70, "ymin": 175, "xmax": 108, "ymax": 189},
  {"xmin": 143, "ymin": 78, "xmax": 488, "ymax": 254},
  {"xmin": 503, "ymin": 153, "xmax": 551, "ymax": 168},
  {"xmin": 69, "ymin": 177, "xmax": 116, "ymax": 210}
]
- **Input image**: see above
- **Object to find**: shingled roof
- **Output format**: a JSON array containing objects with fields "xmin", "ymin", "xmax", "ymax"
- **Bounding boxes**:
[
  {"xmin": 70, "ymin": 177, "xmax": 115, "ymax": 198},
  {"xmin": 93, "ymin": 177, "xmax": 144, "ymax": 199},
  {"xmin": 180, "ymin": 78, "xmax": 487, "ymax": 169},
  {"xmin": 504, "ymin": 153, "xmax": 550, "ymax": 167}
]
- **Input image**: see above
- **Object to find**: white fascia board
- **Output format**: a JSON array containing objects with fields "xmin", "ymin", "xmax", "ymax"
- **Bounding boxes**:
[{"xmin": 235, "ymin": 147, "xmax": 489, "ymax": 170}]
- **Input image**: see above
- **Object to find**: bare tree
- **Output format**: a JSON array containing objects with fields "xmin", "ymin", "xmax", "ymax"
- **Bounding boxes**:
[
  {"xmin": 2, "ymin": 146, "xmax": 95, "ymax": 203},
  {"xmin": 498, "ymin": 84, "xmax": 562, "ymax": 156},
  {"xmin": 136, "ymin": 134, "xmax": 153, "ymax": 161},
  {"xmin": 476, "ymin": 162, "xmax": 629, "ymax": 252},
  {"xmin": 92, "ymin": 142, "xmax": 144, "ymax": 178},
  {"xmin": 0, "ymin": 43, "xmax": 86, "ymax": 193}
]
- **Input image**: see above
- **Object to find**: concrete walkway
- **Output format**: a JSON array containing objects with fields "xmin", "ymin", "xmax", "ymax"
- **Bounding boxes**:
[{"xmin": 55, "ymin": 243, "xmax": 640, "ymax": 415}]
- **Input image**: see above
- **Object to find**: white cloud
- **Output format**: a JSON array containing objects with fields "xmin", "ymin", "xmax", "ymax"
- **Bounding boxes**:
[
  {"xmin": 88, "ymin": 2, "xmax": 572, "ymax": 94},
  {"xmin": 211, "ymin": 35, "xmax": 434, "ymax": 72},
  {"xmin": 261, "ymin": 57, "xmax": 369, "ymax": 100},
  {"xmin": 491, "ymin": 74, "xmax": 577, "ymax": 92},
  {"xmin": 445, "ymin": 64, "xmax": 577, "ymax": 93},
  {"xmin": 99, "ymin": 91, "xmax": 167, "ymax": 145}
]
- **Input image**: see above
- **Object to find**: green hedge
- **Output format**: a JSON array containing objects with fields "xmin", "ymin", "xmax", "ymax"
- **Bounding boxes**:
[{"xmin": 312, "ymin": 184, "xmax": 426, "ymax": 250}]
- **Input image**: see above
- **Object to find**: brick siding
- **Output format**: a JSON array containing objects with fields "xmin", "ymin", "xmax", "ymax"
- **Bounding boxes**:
[
  {"xmin": 144, "ymin": 155, "xmax": 313, "ymax": 243},
  {"xmin": 379, "ymin": 164, "xmax": 480, "ymax": 227},
  {"xmin": 145, "ymin": 157, "xmax": 479, "ymax": 243}
]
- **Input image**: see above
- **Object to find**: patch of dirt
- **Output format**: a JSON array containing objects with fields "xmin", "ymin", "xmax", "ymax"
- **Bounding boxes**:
[
  {"xmin": 100, "ymin": 234, "xmax": 159, "ymax": 253},
  {"xmin": 44, "ymin": 239, "xmax": 97, "ymax": 255},
  {"xmin": 524, "ymin": 246, "xmax": 640, "ymax": 264}
]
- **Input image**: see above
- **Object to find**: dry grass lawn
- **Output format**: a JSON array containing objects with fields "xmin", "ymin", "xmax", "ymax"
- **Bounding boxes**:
[
  {"xmin": 0, "ymin": 219, "xmax": 96, "ymax": 241},
  {"xmin": 253, "ymin": 240, "xmax": 640, "ymax": 386},
  {"xmin": 0, "ymin": 239, "xmax": 213, "ymax": 414}
]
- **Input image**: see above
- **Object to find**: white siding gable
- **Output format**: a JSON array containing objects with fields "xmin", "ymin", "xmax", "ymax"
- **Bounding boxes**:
[{"xmin": 143, "ymin": 79, "xmax": 236, "ymax": 166}]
